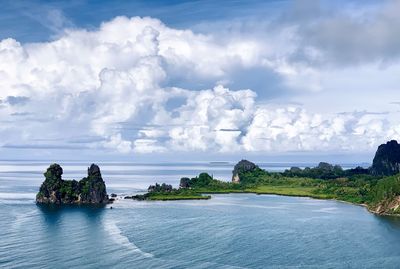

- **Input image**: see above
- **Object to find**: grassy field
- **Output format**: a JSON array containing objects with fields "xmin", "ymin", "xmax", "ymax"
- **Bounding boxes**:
[
  {"xmin": 148, "ymin": 194, "xmax": 211, "ymax": 201},
  {"xmin": 247, "ymin": 185, "xmax": 332, "ymax": 198},
  {"xmin": 137, "ymin": 171, "xmax": 373, "ymax": 204},
  {"xmin": 192, "ymin": 185, "xmax": 334, "ymax": 198},
  {"xmin": 147, "ymin": 185, "xmax": 342, "ymax": 201}
]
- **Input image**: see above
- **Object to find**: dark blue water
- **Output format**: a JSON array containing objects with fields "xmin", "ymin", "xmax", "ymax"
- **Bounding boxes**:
[{"xmin": 2, "ymin": 161, "xmax": 400, "ymax": 268}]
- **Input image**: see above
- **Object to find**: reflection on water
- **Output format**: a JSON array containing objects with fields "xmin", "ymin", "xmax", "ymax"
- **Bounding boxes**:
[{"xmin": 37, "ymin": 204, "xmax": 107, "ymax": 226}]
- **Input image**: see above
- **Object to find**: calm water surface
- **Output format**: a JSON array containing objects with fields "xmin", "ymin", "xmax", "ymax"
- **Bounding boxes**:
[{"xmin": 1, "ymin": 161, "xmax": 400, "ymax": 268}]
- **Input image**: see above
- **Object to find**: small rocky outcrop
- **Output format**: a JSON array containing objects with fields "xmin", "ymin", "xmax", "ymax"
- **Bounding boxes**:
[
  {"xmin": 179, "ymin": 177, "xmax": 191, "ymax": 189},
  {"xmin": 369, "ymin": 196, "xmax": 400, "ymax": 215},
  {"xmin": 36, "ymin": 163, "xmax": 109, "ymax": 204},
  {"xmin": 232, "ymin": 160, "xmax": 258, "ymax": 183},
  {"xmin": 370, "ymin": 140, "xmax": 400, "ymax": 176}
]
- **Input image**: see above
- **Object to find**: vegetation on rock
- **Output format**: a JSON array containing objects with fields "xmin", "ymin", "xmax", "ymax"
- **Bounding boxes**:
[
  {"xmin": 36, "ymin": 164, "xmax": 109, "ymax": 204},
  {"xmin": 231, "ymin": 160, "xmax": 259, "ymax": 183},
  {"xmin": 282, "ymin": 162, "xmax": 370, "ymax": 179}
]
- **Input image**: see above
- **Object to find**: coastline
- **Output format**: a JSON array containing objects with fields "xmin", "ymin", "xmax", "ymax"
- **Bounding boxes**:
[
  {"xmin": 201, "ymin": 191, "xmax": 400, "ymax": 217},
  {"xmin": 124, "ymin": 189, "xmax": 397, "ymax": 217},
  {"xmin": 201, "ymin": 190, "xmax": 387, "ymax": 215}
]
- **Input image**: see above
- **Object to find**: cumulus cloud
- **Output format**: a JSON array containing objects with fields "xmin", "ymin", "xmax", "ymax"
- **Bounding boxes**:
[
  {"xmin": 242, "ymin": 108, "xmax": 398, "ymax": 153},
  {"xmin": 0, "ymin": 15, "xmax": 399, "ymax": 155}
]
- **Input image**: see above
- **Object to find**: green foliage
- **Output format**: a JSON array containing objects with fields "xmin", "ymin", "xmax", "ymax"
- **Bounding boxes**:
[
  {"xmin": 282, "ymin": 162, "xmax": 370, "ymax": 180},
  {"xmin": 142, "ymin": 162, "xmax": 400, "ymax": 210},
  {"xmin": 238, "ymin": 167, "xmax": 268, "ymax": 186},
  {"xmin": 191, "ymin": 168, "xmax": 379, "ymax": 204},
  {"xmin": 37, "ymin": 163, "xmax": 109, "ymax": 204},
  {"xmin": 59, "ymin": 180, "xmax": 79, "ymax": 201},
  {"xmin": 188, "ymin": 173, "xmax": 213, "ymax": 188},
  {"xmin": 179, "ymin": 177, "xmax": 190, "ymax": 188},
  {"xmin": 148, "ymin": 193, "xmax": 210, "ymax": 200},
  {"xmin": 369, "ymin": 174, "xmax": 400, "ymax": 204},
  {"xmin": 81, "ymin": 179, "xmax": 90, "ymax": 195},
  {"xmin": 148, "ymin": 183, "xmax": 173, "ymax": 192},
  {"xmin": 132, "ymin": 188, "xmax": 210, "ymax": 200},
  {"xmin": 179, "ymin": 172, "xmax": 241, "ymax": 190}
]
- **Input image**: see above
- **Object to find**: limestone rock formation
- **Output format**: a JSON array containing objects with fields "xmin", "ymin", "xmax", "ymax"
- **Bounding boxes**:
[
  {"xmin": 36, "ymin": 163, "xmax": 109, "ymax": 204},
  {"xmin": 370, "ymin": 140, "xmax": 400, "ymax": 176},
  {"xmin": 232, "ymin": 159, "xmax": 257, "ymax": 183}
]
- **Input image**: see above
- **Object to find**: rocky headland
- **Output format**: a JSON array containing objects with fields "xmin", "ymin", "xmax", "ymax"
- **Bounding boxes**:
[{"xmin": 370, "ymin": 140, "xmax": 400, "ymax": 176}]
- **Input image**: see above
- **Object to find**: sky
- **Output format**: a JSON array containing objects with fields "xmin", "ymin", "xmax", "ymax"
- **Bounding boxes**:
[{"xmin": 0, "ymin": 0, "xmax": 400, "ymax": 162}]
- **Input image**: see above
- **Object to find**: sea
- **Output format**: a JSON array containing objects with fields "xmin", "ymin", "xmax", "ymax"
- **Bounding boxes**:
[{"xmin": 2, "ymin": 160, "xmax": 400, "ymax": 268}]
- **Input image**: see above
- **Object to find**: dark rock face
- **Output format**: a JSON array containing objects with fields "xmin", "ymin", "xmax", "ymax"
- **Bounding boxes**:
[
  {"xmin": 36, "ymin": 163, "xmax": 109, "ymax": 204},
  {"xmin": 232, "ymin": 160, "xmax": 257, "ymax": 183},
  {"xmin": 79, "ymin": 164, "xmax": 109, "ymax": 204},
  {"xmin": 88, "ymin": 164, "xmax": 101, "ymax": 177},
  {"xmin": 371, "ymin": 140, "xmax": 400, "ymax": 176}
]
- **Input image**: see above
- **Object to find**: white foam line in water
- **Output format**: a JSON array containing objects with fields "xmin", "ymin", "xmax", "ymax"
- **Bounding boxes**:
[
  {"xmin": 13, "ymin": 209, "xmax": 39, "ymax": 230},
  {"xmin": 0, "ymin": 192, "xmax": 36, "ymax": 199},
  {"xmin": 312, "ymin": 207, "xmax": 339, "ymax": 213},
  {"xmin": 103, "ymin": 219, "xmax": 154, "ymax": 258},
  {"xmin": 173, "ymin": 200, "xmax": 287, "ymax": 210},
  {"xmin": 295, "ymin": 215, "xmax": 333, "ymax": 222}
]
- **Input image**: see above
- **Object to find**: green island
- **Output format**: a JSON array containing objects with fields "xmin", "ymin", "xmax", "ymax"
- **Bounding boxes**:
[
  {"xmin": 126, "ymin": 140, "xmax": 400, "ymax": 216},
  {"xmin": 126, "ymin": 182, "xmax": 211, "ymax": 201}
]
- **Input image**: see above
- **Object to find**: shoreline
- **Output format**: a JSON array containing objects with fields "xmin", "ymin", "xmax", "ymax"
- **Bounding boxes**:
[
  {"xmin": 122, "ymin": 190, "xmax": 400, "ymax": 217},
  {"xmin": 201, "ymin": 191, "xmax": 384, "ymax": 214}
]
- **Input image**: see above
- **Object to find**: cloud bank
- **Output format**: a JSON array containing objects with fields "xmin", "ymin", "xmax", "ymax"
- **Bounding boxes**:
[{"xmin": 1, "ymin": 11, "xmax": 400, "ymax": 156}]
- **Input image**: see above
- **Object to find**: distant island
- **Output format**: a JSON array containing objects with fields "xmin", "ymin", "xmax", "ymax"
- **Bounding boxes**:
[
  {"xmin": 35, "ymin": 140, "xmax": 400, "ymax": 216},
  {"xmin": 36, "ymin": 164, "xmax": 110, "ymax": 204},
  {"xmin": 125, "ymin": 140, "xmax": 400, "ymax": 216}
]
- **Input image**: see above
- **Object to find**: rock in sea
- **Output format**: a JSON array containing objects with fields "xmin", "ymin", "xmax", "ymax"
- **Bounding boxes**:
[{"xmin": 36, "ymin": 163, "xmax": 109, "ymax": 204}]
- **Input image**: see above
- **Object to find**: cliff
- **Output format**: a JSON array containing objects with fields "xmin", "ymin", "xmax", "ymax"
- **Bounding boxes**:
[
  {"xmin": 370, "ymin": 140, "xmax": 400, "ymax": 176},
  {"xmin": 36, "ymin": 163, "xmax": 109, "ymax": 204}
]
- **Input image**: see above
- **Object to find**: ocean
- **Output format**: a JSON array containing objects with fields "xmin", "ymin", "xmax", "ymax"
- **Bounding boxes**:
[{"xmin": 1, "ymin": 161, "xmax": 400, "ymax": 268}]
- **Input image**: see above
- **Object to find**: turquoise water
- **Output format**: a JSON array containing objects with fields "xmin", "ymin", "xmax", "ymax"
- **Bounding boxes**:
[{"xmin": 2, "ymin": 161, "xmax": 400, "ymax": 268}]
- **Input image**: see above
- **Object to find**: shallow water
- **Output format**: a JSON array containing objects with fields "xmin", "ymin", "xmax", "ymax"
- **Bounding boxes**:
[{"xmin": 1, "ymin": 161, "xmax": 400, "ymax": 268}]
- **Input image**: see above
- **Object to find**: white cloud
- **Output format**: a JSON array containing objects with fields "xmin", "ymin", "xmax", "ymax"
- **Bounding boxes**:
[
  {"xmin": 161, "ymin": 85, "xmax": 256, "ymax": 152},
  {"xmin": 241, "ymin": 108, "xmax": 398, "ymax": 153},
  {"xmin": 0, "ymin": 15, "xmax": 400, "ymax": 156}
]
